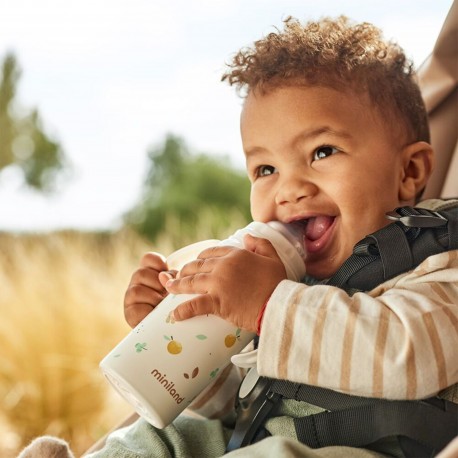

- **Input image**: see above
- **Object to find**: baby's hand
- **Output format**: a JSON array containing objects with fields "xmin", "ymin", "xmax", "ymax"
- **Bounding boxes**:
[
  {"xmin": 124, "ymin": 252, "xmax": 176, "ymax": 328},
  {"xmin": 166, "ymin": 235, "xmax": 287, "ymax": 333}
]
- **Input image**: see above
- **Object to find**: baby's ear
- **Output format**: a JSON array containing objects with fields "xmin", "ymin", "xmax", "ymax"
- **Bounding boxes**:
[{"xmin": 398, "ymin": 141, "xmax": 434, "ymax": 203}]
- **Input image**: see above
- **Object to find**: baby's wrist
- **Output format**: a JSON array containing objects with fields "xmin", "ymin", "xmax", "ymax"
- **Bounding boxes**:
[{"xmin": 256, "ymin": 297, "xmax": 270, "ymax": 335}]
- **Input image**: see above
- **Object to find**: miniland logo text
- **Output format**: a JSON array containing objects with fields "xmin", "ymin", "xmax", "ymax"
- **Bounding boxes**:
[{"xmin": 151, "ymin": 369, "xmax": 184, "ymax": 404}]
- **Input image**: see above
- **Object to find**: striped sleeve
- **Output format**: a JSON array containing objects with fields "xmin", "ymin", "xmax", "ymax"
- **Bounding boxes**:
[{"xmin": 257, "ymin": 250, "xmax": 458, "ymax": 400}]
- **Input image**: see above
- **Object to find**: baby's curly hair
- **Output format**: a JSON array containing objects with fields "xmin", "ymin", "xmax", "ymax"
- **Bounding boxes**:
[{"xmin": 222, "ymin": 16, "xmax": 430, "ymax": 144}]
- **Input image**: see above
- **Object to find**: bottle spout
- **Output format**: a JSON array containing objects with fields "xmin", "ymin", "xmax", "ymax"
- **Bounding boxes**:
[{"xmin": 266, "ymin": 221, "xmax": 306, "ymax": 261}]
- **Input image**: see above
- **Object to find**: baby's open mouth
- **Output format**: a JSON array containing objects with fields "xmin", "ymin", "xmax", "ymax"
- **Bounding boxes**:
[
  {"xmin": 304, "ymin": 216, "xmax": 335, "ymax": 241},
  {"xmin": 292, "ymin": 216, "xmax": 336, "ymax": 254}
]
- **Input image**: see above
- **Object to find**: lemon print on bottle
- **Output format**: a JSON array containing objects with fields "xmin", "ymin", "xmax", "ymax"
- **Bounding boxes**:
[
  {"xmin": 224, "ymin": 328, "xmax": 241, "ymax": 348},
  {"xmin": 164, "ymin": 335, "xmax": 182, "ymax": 355}
]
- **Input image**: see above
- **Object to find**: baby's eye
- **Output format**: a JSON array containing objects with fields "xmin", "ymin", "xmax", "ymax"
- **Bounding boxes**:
[
  {"xmin": 313, "ymin": 145, "xmax": 339, "ymax": 161},
  {"xmin": 256, "ymin": 165, "xmax": 277, "ymax": 177}
]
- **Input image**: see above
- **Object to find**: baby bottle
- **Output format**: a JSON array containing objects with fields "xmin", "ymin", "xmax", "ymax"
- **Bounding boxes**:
[{"xmin": 100, "ymin": 221, "xmax": 306, "ymax": 429}]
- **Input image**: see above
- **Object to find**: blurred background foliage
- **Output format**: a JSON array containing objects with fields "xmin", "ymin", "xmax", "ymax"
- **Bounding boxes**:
[
  {"xmin": 0, "ymin": 53, "xmax": 68, "ymax": 192},
  {"xmin": 1, "ymin": 52, "xmax": 252, "ymax": 242},
  {"xmin": 0, "ymin": 53, "xmax": 252, "ymax": 456},
  {"xmin": 125, "ymin": 134, "xmax": 251, "ymax": 246}
]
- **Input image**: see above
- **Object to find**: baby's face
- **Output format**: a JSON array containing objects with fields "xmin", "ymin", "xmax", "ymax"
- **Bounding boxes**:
[{"xmin": 241, "ymin": 85, "xmax": 407, "ymax": 279}]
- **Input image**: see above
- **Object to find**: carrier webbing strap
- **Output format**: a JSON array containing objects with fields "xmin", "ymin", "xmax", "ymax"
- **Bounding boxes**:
[
  {"xmin": 293, "ymin": 398, "xmax": 458, "ymax": 453},
  {"xmin": 367, "ymin": 222, "xmax": 413, "ymax": 281},
  {"xmin": 448, "ymin": 213, "xmax": 458, "ymax": 250},
  {"xmin": 324, "ymin": 250, "xmax": 378, "ymax": 291},
  {"xmin": 227, "ymin": 375, "xmax": 458, "ymax": 455},
  {"xmin": 269, "ymin": 378, "xmax": 458, "ymax": 452},
  {"xmin": 327, "ymin": 205, "xmax": 458, "ymax": 292},
  {"xmin": 270, "ymin": 379, "xmax": 380, "ymax": 411}
]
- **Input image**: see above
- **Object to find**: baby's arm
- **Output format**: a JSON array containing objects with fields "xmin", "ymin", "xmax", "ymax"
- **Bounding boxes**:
[{"xmin": 257, "ymin": 250, "xmax": 458, "ymax": 400}]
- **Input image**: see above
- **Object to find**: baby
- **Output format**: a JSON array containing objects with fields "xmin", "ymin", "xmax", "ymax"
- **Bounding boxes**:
[{"xmin": 20, "ymin": 14, "xmax": 458, "ymax": 458}]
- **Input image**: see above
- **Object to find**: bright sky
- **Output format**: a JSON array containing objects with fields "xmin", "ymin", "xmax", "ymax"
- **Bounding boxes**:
[{"xmin": 0, "ymin": 0, "xmax": 454, "ymax": 232}]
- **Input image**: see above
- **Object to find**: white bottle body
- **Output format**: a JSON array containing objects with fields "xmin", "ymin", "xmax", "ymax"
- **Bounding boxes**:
[{"xmin": 100, "ymin": 221, "xmax": 306, "ymax": 429}]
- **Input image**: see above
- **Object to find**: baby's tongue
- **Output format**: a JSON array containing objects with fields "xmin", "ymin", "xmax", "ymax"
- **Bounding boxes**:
[{"xmin": 305, "ymin": 216, "xmax": 334, "ymax": 241}]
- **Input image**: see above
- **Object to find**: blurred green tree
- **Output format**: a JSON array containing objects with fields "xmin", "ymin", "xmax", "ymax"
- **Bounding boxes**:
[
  {"xmin": 125, "ymin": 134, "xmax": 252, "ymax": 243},
  {"xmin": 0, "ymin": 52, "xmax": 67, "ymax": 191}
]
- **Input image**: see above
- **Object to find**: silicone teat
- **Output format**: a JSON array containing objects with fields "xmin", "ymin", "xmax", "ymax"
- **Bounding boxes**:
[{"xmin": 266, "ymin": 221, "xmax": 306, "ymax": 261}]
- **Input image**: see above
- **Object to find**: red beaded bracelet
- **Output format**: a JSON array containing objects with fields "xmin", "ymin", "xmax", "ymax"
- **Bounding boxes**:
[{"xmin": 256, "ymin": 297, "xmax": 270, "ymax": 336}]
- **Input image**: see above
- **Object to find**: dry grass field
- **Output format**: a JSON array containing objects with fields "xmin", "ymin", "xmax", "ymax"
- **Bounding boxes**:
[
  {"xmin": 0, "ymin": 229, "xmax": 150, "ymax": 456},
  {"xmin": 0, "ymin": 214, "xmax": 245, "ymax": 457}
]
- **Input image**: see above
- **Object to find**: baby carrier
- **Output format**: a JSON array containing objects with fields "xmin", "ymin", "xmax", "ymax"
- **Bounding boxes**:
[{"xmin": 227, "ymin": 200, "xmax": 458, "ymax": 457}]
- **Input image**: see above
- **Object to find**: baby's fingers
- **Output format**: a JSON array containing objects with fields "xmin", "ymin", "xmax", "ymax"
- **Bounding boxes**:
[
  {"xmin": 158, "ymin": 270, "xmax": 177, "ymax": 288},
  {"xmin": 172, "ymin": 295, "xmax": 215, "ymax": 321},
  {"xmin": 140, "ymin": 251, "xmax": 167, "ymax": 270},
  {"xmin": 124, "ymin": 302, "xmax": 155, "ymax": 328},
  {"xmin": 124, "ymin": 284, "xmax": 166, "ymax": 306},
  {"xmin": 165, "ymin": 272, "xmax": 210, "ymax": 295},
  {"xmin": 124, "ymin": 284, "xmax": 168, "ymax": 328},
  {"xmin": 130, "ymin": 266, "xmax": 165, "ymax": 290}
]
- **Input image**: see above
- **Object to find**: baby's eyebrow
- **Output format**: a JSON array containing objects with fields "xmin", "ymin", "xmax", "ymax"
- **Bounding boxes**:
[
  {"xmin": 244, "ymin": 126, "xmax": 352, "ymax": 158},
  {"xmin": 244, "ymin": 145, "xmax": 268, "ymax": 159},
  {"xmin": 293, "ymin": 126, "xmax": 353, "ymax": 146}
]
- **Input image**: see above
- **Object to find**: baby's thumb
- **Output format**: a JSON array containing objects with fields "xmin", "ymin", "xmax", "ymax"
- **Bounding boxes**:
[
  {"xmin": 243, "ymin": 234, "xmax": 279, "ymax": 259},
  {"xmin": 159, "ymin": 270, "xmax": 178, "ymax": 288}
]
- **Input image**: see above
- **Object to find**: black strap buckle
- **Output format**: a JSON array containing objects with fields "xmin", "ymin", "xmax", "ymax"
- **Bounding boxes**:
[
  {"xmin": 226, "ymin": 370, "xmax": 281, "ymax": 452},
  {"xmin": 386, "ymin": 207, "xmax": 448, "ymax": 228}
]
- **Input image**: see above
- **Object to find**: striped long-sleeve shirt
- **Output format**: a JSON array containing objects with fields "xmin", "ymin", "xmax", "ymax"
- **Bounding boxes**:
[
  {"xmin": 192, "ymin": 250, "xmax": 458, "ymax": 419},
  {"xmin": 258, "ymin": 249, "xmax": 458, "ymax": 400}
]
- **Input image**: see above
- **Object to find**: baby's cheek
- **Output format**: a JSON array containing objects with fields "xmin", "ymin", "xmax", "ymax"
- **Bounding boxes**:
[{"xmin": 250, "ymin": 188, "xmax": 273, "ymax": 222}]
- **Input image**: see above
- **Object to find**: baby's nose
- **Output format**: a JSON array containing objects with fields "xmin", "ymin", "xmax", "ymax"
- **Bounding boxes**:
[{"xmin": 275, "ymin": 175, "xmax": 318, "ymax": 205}]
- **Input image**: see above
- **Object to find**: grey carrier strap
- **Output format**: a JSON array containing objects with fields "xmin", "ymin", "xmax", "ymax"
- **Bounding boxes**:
[
  {"xmin": 328, "ymin": 203, "xmax": 458, "ymax": 292},
  {"xmin": 226, "ymin": 202, "xmax": 458, "ymax": 457},
  {"xmin": 227, "ymin": 376, "xmax": 458, "ymax": 456}
]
